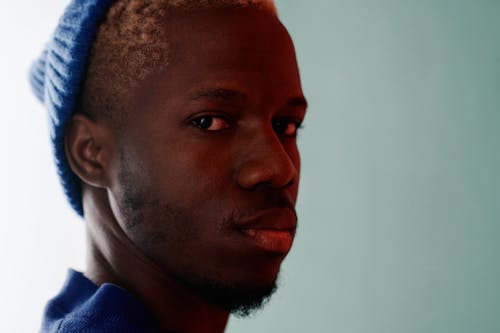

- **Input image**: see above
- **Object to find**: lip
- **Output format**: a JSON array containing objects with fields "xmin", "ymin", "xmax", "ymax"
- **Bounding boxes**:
[
  {"xmin": 241, "ymin": 228, "xmax": 295, "ymax": 254},
  {"xmin": 235, "ymin": 206, "xmax": 297, "ymax": 230},
  {"xmin": 237, "ymin": 207, "xmax": 297, "ymax": 254}
]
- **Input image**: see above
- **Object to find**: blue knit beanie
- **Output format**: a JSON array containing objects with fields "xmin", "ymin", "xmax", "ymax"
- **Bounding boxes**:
[{"xmin": 30, "ymin": 0, "xmax": 116, "ymax": 216}]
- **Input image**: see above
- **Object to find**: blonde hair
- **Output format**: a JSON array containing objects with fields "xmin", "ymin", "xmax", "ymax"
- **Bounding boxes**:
[{"xmin": 79, "ymin": 0, "xmax": 277, "ymax": 126}]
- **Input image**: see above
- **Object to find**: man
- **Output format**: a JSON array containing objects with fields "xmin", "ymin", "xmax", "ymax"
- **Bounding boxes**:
[{"xmin": 30, "ymin": 0, "xmax": 307, "ymax": 332}]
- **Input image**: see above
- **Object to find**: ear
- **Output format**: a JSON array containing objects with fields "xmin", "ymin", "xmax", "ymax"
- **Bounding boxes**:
[{"xmin": 64, "ymin": 114, "xmax": 113, "ymax": 188}]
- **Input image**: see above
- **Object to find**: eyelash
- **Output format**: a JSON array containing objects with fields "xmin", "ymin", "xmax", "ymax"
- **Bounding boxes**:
[
  {"xmin": 190, "ymin": 114, "xmax": 303, "ymax": 137},
  {"xmin": 272, "ymin": 118, "xmax": 303, "ymax": 137},
  {"xmin": 190, "ymin": 115, "xmax": 231, "ymax": 131}
]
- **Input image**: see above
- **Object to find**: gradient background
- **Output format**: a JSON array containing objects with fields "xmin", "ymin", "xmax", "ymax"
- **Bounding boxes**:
[{"xmin": 1, "ymin": 0, "xmax": 499, "ymax": 332}]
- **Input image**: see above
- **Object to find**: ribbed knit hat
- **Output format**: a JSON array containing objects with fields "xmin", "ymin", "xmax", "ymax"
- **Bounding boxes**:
[{"xmin": 29, "ymin": 0, "xmax": 116, "ymax": 216}]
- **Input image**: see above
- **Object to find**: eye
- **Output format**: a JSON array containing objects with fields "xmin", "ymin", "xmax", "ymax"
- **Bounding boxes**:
[
  {"xmin": 272, "ymin": 118, "xmax": 302, "ymax": 137},
  {"xmin": 191, "ymin": 115, "xmax": 230, "ymax": 131}
]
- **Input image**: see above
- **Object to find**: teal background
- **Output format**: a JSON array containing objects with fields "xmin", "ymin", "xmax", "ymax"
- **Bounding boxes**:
[{"xmin": 228, "ymin": 1, "xmax": 500, "ymax": 332}]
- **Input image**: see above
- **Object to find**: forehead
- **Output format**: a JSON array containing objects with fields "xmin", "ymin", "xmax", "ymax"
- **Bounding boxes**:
[
  {"xmin": 154, "ymin": 7, "xmax": 303, "ymax": 100},
  {"xmin": 167, "ymin": 7, "xmax": 290, "ymax": 51}
]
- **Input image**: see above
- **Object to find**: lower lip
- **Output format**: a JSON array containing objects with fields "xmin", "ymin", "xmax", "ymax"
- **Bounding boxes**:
[{"xmin": 241, "ymin": 228, "xmax": 294, "ymax": 254}]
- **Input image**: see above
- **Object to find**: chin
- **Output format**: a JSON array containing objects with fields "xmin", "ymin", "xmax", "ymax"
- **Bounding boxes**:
[
  {"xmin": 237, "ymin": 251, "xmax": 286, "ymax": 287},
  {"xmin": 174, "ymin": 258, "xmax": 283, "ymax": 316},
  {"xmin": 191, "ymin": 276, "xmax": 279, "ymax": 317}
]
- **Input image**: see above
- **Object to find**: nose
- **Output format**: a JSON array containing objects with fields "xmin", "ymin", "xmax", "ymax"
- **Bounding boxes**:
[{"xmin": 235, "ymin": 132, "xmax": 299, "ymax": 190}]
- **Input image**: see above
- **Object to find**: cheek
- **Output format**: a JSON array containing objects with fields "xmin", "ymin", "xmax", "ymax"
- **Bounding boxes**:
[
  {"xmin": 117, "ymin": 139, "xmax": 232, "ymax": 235},
  {"xmin": 149, "ymin": 138, "xmax": 233, "ymax": 199}
]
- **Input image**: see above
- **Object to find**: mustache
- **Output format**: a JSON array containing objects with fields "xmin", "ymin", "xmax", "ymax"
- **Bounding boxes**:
[{"xmin": 221, "ymin": 193, "xmax": 297, "ymax": 227}]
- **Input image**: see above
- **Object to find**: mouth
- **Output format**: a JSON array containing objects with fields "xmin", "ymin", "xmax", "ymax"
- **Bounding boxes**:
[
  {"xmin": 240, "ymin": 227, "xmax": 295, "ymax": 254},
  {"xmin": 236, "ymin": 207, "xmax": 297, "ymax": 254}
]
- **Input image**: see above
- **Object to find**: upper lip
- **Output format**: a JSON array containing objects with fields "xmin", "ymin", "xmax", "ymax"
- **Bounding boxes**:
[
  {"xmin": 238, "ymin": 207, "xmax": 297, "ymax": 231},
  {"xmin": 228, "ymin": 198, "xmax": 297, "ymax": 231}
]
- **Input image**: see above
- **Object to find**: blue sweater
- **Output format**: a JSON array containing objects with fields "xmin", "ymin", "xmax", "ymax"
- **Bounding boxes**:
[{"xmin": 40, "ymin": 269, "xmax": 170, "ymax": 333}]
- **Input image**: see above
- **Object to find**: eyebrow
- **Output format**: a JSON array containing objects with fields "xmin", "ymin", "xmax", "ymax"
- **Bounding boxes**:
[
  {"xmin": 188, "ymin": 88, "xmax": 248, "ymax": 103},
  {"xmin": 188, "ymin": 87, "xmax": 308, "ymax": 109}
]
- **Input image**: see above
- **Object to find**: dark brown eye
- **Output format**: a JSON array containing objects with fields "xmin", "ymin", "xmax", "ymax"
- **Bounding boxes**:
[
  {"xmin": 272, "ymin": 119, "xmax": 301, "ymax": 136},
  {"xmin": 192, "ymin": 116, "xmax": 230, "ymax": 131}
]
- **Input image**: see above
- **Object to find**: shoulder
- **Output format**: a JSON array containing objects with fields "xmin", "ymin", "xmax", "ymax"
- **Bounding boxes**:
[
  {"xmin": 39, "ymin": 270, "xmax": 158, "ymax": 333},
  {"xmin": 53, "ymin": 314, "xmax": 151, "ymax": 333}
]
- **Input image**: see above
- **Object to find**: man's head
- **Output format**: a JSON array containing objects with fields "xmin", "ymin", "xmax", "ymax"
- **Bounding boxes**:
[
  {"xmin": 78, "ymin": 0, "xmax": 278, "ymax": 130},
  {"xmin": 38, "ymin": 0, "xmax": 306, "ymax": 318}
]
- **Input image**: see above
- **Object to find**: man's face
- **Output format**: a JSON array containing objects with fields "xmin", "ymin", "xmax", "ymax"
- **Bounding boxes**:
[{"xmin": 107, "ymin": 7, "xmax": 306, "ymax": 314}]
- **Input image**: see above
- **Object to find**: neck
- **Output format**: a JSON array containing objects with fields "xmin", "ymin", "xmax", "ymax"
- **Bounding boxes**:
[{"xmin": 82, "ymin": 188, "xmax": 229, "ymax": 333}]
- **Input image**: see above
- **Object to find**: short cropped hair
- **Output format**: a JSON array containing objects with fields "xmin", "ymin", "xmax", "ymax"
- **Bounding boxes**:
[{"xmin": 79, "ymin": 0, "xmax": 277, "ymax": 127}]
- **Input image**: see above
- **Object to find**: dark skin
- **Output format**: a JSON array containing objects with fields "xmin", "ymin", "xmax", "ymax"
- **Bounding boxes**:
[{"xmin": 65, "ymin": 7, "xmax": 306, "ymax": 333}]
